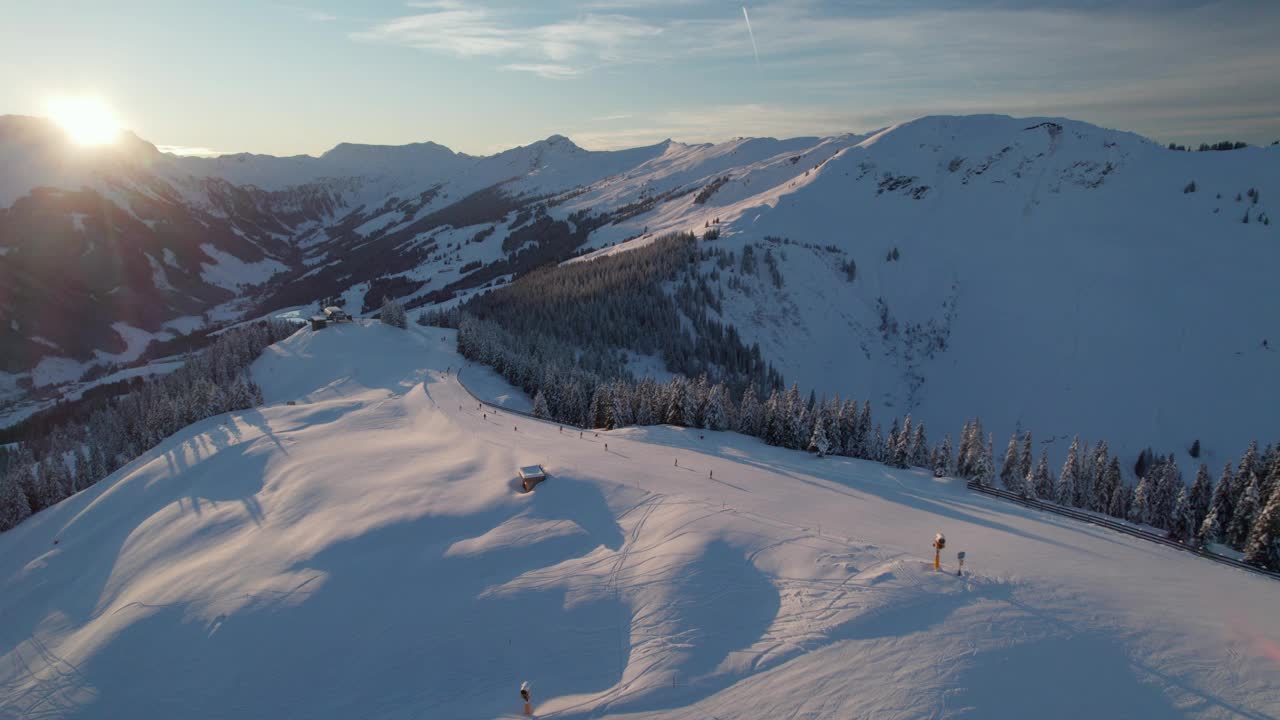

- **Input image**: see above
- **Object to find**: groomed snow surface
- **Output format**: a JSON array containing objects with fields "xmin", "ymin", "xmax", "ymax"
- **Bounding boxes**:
[{"xmin": 1, "ymin": 323, "xmax": 1276, "ymax": 719}]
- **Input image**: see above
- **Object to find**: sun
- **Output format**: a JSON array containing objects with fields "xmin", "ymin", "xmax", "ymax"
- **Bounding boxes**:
[{"xmin": 47, "ymin": 96, "xmax": 121, "ymax": 146}]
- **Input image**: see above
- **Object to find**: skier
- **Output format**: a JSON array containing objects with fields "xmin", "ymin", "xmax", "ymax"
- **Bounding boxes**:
[
  {"xmin": 520, "ymin": 681, "xmax": 532, "ymax": 715},
  {"xmin": 605, "ymin": 443, "xmax": 608, "ymax": 452}
]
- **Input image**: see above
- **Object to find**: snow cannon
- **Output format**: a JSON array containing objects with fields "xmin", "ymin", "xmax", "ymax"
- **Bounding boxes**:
[{"xmin": 932, "ymin": 533, "xmax": 946, "ymax": 570}]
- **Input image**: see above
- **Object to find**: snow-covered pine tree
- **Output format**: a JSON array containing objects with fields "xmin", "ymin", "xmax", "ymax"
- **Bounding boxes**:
[
  {"xmin": 380, "ymin": 296, "xmax": 407, "ymax": 329},
  {"xmin": 1154, "ymin": 456, "xmax": 1183, "ymax": 531},
  {"xmin": 871, "ymin": 423, "xmax": 885, "ymax": 463},
  {"xmin": 1107, "ymin": 479, "xmax": 1128, "ymax": 519},
  {"xmin": 910, "ymin": 422, "xmax": 928, "ymax": 467},
  {"xmin": 1033, "ymin": 450, "xmax": 1055, "ymax": 500},
  {"xmin": 1078, "ymin": 440, "xmax": 1095, "ymax": 509},
  {"xmin": 1058, "ymin": 437, "xmax": 1080, "ymax": 506},
  {"xmin": 703, "ymin": 383, "xmax": 729, "ymax": 431},
  {"xmin": 932, "ymin": 443, "xmax": 947, "ymax": 477},
  {"xmin": 808, "ymin": 404, "xmax": 832, "ymax": 458},
  {"xmin": 1202, "ymin": 461, "xmax": 1236, "ymax": 544},
  {"xmin": 835, "ymin": 398, "xmax": 854, "ymax": 456},
  {"xmin": 781, "ymin": 384, "xmax": 803, "ymax": 448},
  {"xmin": 1019, "ymin": 431, "xmax": 1034, "ymax": 481},
  {"xmin": 854, "ymin": 401, "xmax": 872, "ymax": 459},
  {"xmin": 0, "ymin": 460, "xmax": 33, "ymax": 531},
  {"xmin": 1243, "ymin": 483, "xmax": 1280, "ymax": 568},
  {"xmin": 737, "ymin": 385, "xmax": 761, "ymax": 437},
  {"xmin": 532, "ymin": 390, "xmax": 550, "ymax": 419},
  {"xmin": 1170, "ymin": 487, "xmax": 1195, "ymax": 542},
  {"xmin": 1188, "ymin": 464, "xmax": 1214, "ymax": 532},
  {"xmin": 936, "ymin": 434, "xmax": 954, "ymax": 477},
  {"xmin": 890, "ymin": 416, "xmax": 912, "ymax": 468},
  {"xmin": 1000, "ymin": 432, "xmax": 1022, "ymax": 493},
  {"xmin": 1261, "ymin": 449, "xmax": 1280, "ymax": 508},
  {"xmin": 1227, "ymin": 473, "xmax": 1262, "ymax": 550},
  {"xmin": 665, "ymin": 377, "xmax": 688, "ymax": 427},
  {"xmin": 1237, "ymin": 441, "xmax": 1260, "ymax": 495},
  {"xmin": 969, "ymin": 419, "xmax": 987, "ymax": 478},
  {"xmin": 974, "ymin": 434, "xmax": 996, "ymax": 487},
  {"xmin": 957, "ymin": 420, "xmax": 974, "ymax": 477},
  {"xmin": 762, "ymin": 388, "xmax": 783, "ymax": 446},
  {"xmin": 1131, "ymin": 472, "xmax": 1157, "ymax": 527},
  {"xmin": 1018, "ymin": 450, "xmax": 1039, "ymax": 497},
  {"xmin": 689, "ymin": 374, "xmax": 710, "ymax": 428}
]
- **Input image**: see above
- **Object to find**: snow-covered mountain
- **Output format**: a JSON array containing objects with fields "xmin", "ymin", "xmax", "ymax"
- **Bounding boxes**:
[
  {"xmin": 1, "ymin": 322, "xmax": 1276, "ymax": 719},
  {"xmin": 2, "ymin": 113, "xmax": 1276, "ymax": 468}
]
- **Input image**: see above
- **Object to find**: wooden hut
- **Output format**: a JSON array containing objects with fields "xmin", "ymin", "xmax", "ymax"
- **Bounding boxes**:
[{"xmin": 518, "ymin": 465, "xmax": 547, "ymax": 493}]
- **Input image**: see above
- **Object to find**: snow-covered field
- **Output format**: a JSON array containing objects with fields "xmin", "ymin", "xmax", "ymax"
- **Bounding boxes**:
[{"xmin": 1, "ymin": 323, "xmax": 1276, "ymax": 719}]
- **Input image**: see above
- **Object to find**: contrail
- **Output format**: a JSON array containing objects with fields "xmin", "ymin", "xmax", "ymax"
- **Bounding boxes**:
[{"xmin": 742, "ymin": 6, "xmax": 760, "ymax": 69}]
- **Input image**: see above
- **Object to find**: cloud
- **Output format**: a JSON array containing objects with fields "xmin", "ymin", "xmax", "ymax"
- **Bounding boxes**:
[
  {"xmin": 353, "ymin": 2, "xmax": 663, "ymax": 74},
  {"xmin": 349, "ymin": 0, "xmax": 1280, "ymax": 142},
  {"xmin": 501, "ymin": 63, "xmax": 579, "ymax": 79},
  {"xmin": 157, "ymin": 145, "xmax": 229, "ymax": 157}
]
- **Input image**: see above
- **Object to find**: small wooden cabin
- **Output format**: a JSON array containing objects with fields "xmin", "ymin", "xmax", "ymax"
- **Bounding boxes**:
[
  {"xmin": 323, "ymin": 306, "xmax": 352, "ymax": 323},
  {"xmin": 518, "ymin": 465, "xmax": 547, "ymax": 493},
  {"xmin": 310, "ymin": 316, "xmax": 328, "ymax": 331}
]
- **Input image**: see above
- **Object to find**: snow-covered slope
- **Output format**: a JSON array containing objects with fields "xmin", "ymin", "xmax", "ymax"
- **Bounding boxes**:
[
  {"xmin": 1, "ymin": 323, "xmax": 1276, "ymax": 719},
  {"xmin": 557, "ymin": 115, "xmax": 1280, "ymax": 466},
  {"xmin": 3, "ymin": 113, "xmax": 1276, "ymax": 470}
]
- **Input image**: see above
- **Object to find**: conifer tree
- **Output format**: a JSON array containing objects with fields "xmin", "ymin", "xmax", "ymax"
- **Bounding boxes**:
[
  {"xmin": 1000, "ymin": 432, "xmax": 1022, "ymax": 493},
  {"xmin": 910, "ymin": 423, "xmax": 928, "ymax": 467},
  {"xmin": 380, "ymin": 296, "xmax": 407, "ymax": 329},
  {"xmin": 1228, "ymin": 473, "xmax": 1262, "ymax": 550},
  {"xmin": 871, "ymin": 423, "xmax": 885, "ymax": 463},
  {"xmin": 665, "ymin": 378, "xmax": 688, "ymax": 427},
  {"xmin": 1170, "ymin": 487, "xmax": 1195, "ymax": 542},
  {"xmin": 809, "ymin": 404, "xmax": 832, "ymax": 458},
  {"xmin": 1107, "ymin": 479, "xmax": 1128, "ymax": 519},
  {"xmin": 890, "ymin": 416, "xmax": 912, "ymax": 468},
  {"xmin": 957, "ymin": 420, "xmax": 974, "ymax": 477},
  {"xmin": 1058, "ymin": 437, "xmax": 1080, "ymax": 506},
  {"xmin": 1204, "ymin": 461, "xmax": 1236, "ymax": 540},
  {"xmin": 935, "ymin": 434, "xmax": 954, "ymax": 477},
  {"xmin": 737, "ymin": 385, "xmax": 761, "ymax": 436},
  {"xmin": 1132, "ymin": 473, "xmax": 1157, "ymax": 527},
  {"xmin": 1019, "ymin": 431, "xmax": 1034, "ymax": 481},
  {"xmin": 967, "ymin": 419, "xmax": 987, "ymax": 478},
  {"xmin": 783, "ymin": 384, "xmax": 804, "ymax": 448},
  {"xmin": 0, "ymin": 462, "xmax": 33, "ymax": 531},
  {"xmin": 854, "ymin": 401, "xmax": 872, "ymax": 459},
  {"xmin": 704, "ymin": 383, "xmax": 729, "ymax": 431},
  {"xmin": 1243, "ymin": 484, "xmax": 1280, "ymax": 568},
  {"xmin": 1090, "ymin": 441, "xmax": 1113, "ymax": 512},
  {"xmin": 532, "ymin": 390, "xmax": 550, "ymax": 419},
  {"xmin": 1188, "ymin": 464, "xmax": 1214, "ymax": 532},
  {"xmin": 1033, "ymin": 450, "xmax": 1055, "ymax": 499},
  {"xmin": 974, "ymin": 434, "xmax": 996, "ymax": 487}
]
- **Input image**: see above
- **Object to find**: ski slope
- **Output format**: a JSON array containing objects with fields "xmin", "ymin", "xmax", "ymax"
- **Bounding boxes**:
[{"xmin": 1, "ymin": 323, "xmax": 1277, "ymax": 719}]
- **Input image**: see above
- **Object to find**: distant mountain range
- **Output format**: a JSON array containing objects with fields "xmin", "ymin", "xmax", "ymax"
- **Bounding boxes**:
[{"xmin": 1, "ymin": 113, "xmax": 1276, "ymax": 468}]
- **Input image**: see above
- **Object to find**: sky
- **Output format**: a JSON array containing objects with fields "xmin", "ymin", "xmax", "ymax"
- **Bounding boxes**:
[{"xmin": 2, "ymin": 0, "xmax": 1278, "ymax": 157}]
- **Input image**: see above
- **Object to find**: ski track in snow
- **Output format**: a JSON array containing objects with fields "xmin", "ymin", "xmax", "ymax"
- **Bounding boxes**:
[{"xmin": 0, "ymin": 322, "xmax": 1277, "ymax": 719}]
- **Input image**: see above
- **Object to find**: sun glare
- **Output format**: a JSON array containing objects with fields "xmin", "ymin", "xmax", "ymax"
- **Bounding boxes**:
[{"xmin": 47, "ymin": 97, "xmax": 121, "ymax": 146}]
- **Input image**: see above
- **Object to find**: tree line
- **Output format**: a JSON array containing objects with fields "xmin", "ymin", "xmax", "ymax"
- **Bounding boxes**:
[
  {"xmin": 440, "ymin": 230, "xmax": 1280, "ymax": 570},
  {"xmin": 0, "ymin": 320, "xmax": 297, "ymax": 532}
]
